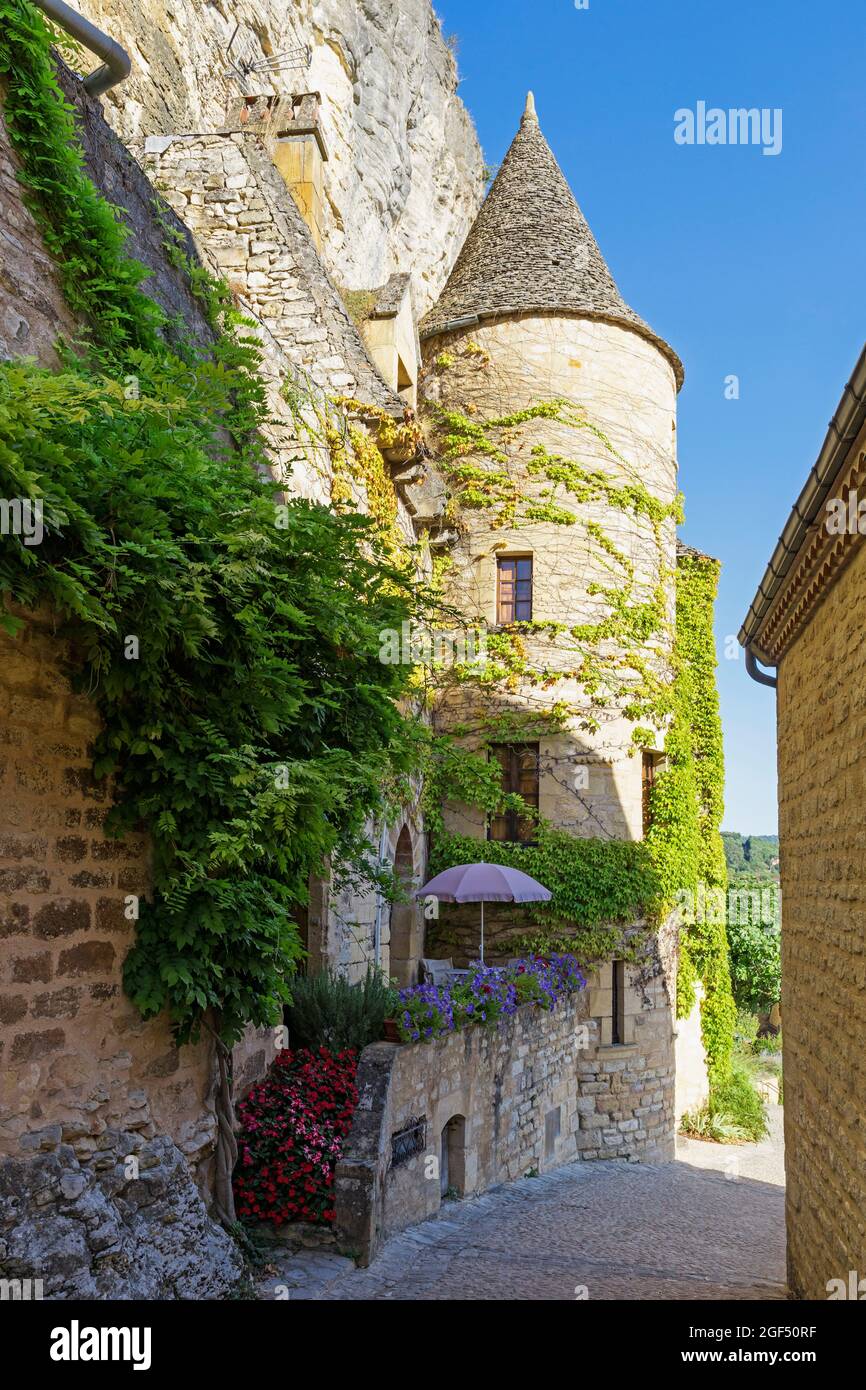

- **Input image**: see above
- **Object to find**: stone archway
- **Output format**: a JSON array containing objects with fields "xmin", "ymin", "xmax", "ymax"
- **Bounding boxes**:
[
  {"xmin": 389, "ymin": 824, "xmax": 420, "ymax": 987},
  {"xmin": 440, "ymin": 1114, "xmax": 467, "ymax": 1199}
]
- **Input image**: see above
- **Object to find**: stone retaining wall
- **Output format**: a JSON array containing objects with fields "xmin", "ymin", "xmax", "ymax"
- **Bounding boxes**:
[{"xmin": 335, "ymin": 981, "xmax": 675, "ymax": 1264}]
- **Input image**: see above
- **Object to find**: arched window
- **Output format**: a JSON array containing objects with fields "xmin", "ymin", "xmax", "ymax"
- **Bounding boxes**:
[{"xmin": 389, "ymin": 826, "xmax": 418, "ymax": 987}]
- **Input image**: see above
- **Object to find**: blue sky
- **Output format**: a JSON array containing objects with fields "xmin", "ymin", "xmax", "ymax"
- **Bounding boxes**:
[{"xmin": 436, "ymin": 0, "xmax": 866, "ymax": 833}]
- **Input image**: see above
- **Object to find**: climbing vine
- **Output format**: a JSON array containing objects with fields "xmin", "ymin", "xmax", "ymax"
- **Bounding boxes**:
[
  {"xmin": 420, "ymin": 346, "xmax": 732, "ymax": 1067},
  {"xmin": 0, "ymin": 0, "xmax": 431, "ymax": 1048},
  {"xmin": 649, "ymin": 549, "xmax": 735, "ymax": 1084},
  {"xmin": 278, "ymin": 385, "xmax": 422, "ymax": 563},
  {"xmin": 425, "ymin": 383, "xmax": 680, "ymax": 738}
]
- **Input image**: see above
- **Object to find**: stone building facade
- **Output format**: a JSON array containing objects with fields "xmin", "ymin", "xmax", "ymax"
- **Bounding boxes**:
[
  {"xmin": 68, "ymin": 0, "xmax": 485, "ymax": 314},
  {"xmin": 1, "ymin": 2, "xmax": 718, "ymax": 1296},
  {"xmin": 740, "ymin": 344, "xmax": 866, "ymax": 1301},
  {"xmin": 415, "ymin": 96, "xmax": 687, "ymax": 1144},
  {"xmin": 0, "ymin": 3, "xmax": 480, "ymax": 1295},
  {"xmin": 0, "ymin": 82, "xmax": 249, "ymax": 1295}
]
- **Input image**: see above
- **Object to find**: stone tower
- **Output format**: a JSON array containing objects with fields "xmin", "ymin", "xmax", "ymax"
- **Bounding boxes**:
[{"xmin": 421, "ymin": 93, "xmax": 684, "ymax": 855}]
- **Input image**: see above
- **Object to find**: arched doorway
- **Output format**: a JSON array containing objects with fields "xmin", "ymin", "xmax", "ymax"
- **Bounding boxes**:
[
  {"xmin": 440, "ymin": 1115, "xmax": 466, "ymax": 1199},
  {"xmin": 389, "ymin": 825, "xmax": 418, "ymax": 987}
]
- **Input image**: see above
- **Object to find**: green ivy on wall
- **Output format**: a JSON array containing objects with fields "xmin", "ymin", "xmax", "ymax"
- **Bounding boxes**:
[
  {"xmin": 422, "ymin": 550, "xmax": 734, "ymax": 1080},
  {"xmin": 0, "ymin": 0, "xmax": 429, "ymax": 1048},
  {"xmin": 428, "ymin": 827, "xmax": 660, "ymax": 963},
  {"xmin": 647, "ymin": 549, "xmax": 735, "ymax": 1083},
  {"xmin": 424, "ymin": 345, "xmax": 734, "ymax": 1082},
  {"xmin": 426, "ymin": 392, "xmax": 680, "ymax": 736}
]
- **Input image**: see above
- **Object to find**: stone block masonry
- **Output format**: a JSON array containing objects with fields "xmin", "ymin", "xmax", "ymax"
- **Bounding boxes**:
[
  {"xmin": 0, "ymin": 609, "xmax": 250, "ymax": 1295},
  {"xmin": 140, "ymin": 128, "xmax": 426, "ymax": 515},
  {"xmin": 335, "ymin": 984, "xmax": 675, "ymax": 1265},
  {"xmin": 775, "ymin": 525, "xmax": 866, "ymax": 1300},
  {"xmin": 0, "ymin": 610, "xmax": 205, "ymax": 1163},
  {"xmin": 141, "ymin": 130, "xmax": 400, "ymax": 409},
  {"xmin": 72, "ymin": 0, "xmax": 484, "ymax": 314}
]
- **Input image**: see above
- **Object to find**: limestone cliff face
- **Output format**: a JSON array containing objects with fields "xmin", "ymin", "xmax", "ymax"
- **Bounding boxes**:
[{"xmin": 67, "ymin": 0, "xmax": 484, "ymax": 312}]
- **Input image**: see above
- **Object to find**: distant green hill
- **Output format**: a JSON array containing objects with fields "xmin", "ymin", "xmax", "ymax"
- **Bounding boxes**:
[{"xmin": 722, "ymin": 832, "xmax": 780, "ymax": 881}]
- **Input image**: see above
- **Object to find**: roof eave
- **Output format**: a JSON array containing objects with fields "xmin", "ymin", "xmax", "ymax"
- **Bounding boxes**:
[{"xmin": 739, "ymin": 342, "xmax": 866, "ymax": 662}]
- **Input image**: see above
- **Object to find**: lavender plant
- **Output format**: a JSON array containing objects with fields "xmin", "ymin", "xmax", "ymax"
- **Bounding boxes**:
[{"xmin": 396, "ymin": 955, "xmax": 585, "ymax": 1043}]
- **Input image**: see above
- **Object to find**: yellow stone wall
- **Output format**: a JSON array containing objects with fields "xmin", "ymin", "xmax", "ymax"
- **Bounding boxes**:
[
  {"xmin": 776, "ymin": 528, "xmax": 866, "ymax": 1299},
  {"xmin": 273, "ymin": 135, "xmax": 326, "ymax": 254}
]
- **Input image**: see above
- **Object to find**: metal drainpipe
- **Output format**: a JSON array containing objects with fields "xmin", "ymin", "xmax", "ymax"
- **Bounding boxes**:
[
  {"xmin": 745, "ymin": 646, "xmax": 778, "ymax": 690},
  {"xmin": 34, "ymin": 0, "xmax": 131, "ymax": 97}
]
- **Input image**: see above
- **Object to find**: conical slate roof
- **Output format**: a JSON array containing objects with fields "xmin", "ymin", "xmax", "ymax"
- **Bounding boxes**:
[{"xmin": 421, "ymin": 94, "xmax": 683, "ymax": 388}]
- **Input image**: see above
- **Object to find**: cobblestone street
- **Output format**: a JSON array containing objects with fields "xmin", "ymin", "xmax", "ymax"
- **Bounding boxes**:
[{"xmin": 257, "ymin": 1110, "xmax": 786, "ymax": 1301}]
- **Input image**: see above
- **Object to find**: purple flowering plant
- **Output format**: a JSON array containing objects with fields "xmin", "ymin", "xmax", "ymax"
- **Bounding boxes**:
[{"xmin": 396, "ymin": 954, "xmax": 585, "ymax": 1043}]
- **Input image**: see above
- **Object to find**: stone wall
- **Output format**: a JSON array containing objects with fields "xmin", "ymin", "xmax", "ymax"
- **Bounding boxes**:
[
  {"xmin": 776, "ymin": 519, "xmax": 866, "ymax": 1300},
  {"xmin": 674, "ymin": 985, "xmax": 709, "ymax": 1122},
  {"xmin": 0, "ymin": 73, "xmax": 212, "ymax": 365},
  {"xmin": 0, "ymin": 609, "xmax": 248, "ymax": 1296},
  {"xmin": 297, "ymin": 813, "xmax": 426, "ymax": 988},
  {"xmin": 0, "ymin": 80, "xmax": 76, "ymax": 363},
  {"xmin": 336, "ymin": 970, "xmax": 676, "ymax": 1264},
  {"xmin": 0, "ymin": 83, "xmax": 268, "ymax": 1298},
  {"xmin": 68, "ymin": 0, "xmax": 484, "ymax": 312},
  {"xmin": 139, "ymin": 126, "xmax": 420, "ymax": 508}
]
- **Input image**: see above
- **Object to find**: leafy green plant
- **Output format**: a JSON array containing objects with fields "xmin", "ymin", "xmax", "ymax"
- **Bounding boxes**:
[
  {"xmin": 0, "ymin": 1, "xmax": 433, "ymax": 1048},
  {"xmin": 735, "ymin": 1009, "xmax": 761, "ymax": 1050},
  {"xmin": 0, "ymin": 0, "xmax": 163, "ymax": 355},
  {"xmin": 649, "ymin": 550, "xmax": 736, "ymax": 1087},
  {"xmin": 681, "ymin": 1051, "xmax": 768, "ymax": 1144},
  {"xmin": 727, "ymin": 917, "xmax": 781, "ymax": 1015},
  {"xmin": 285, "ymin": 968, "xmax": 398, "ymax": 1052},
  {"xmin": 709, "ymin": 1060, "xmax": 768, "ymax": 1142},
  {"xmin": 680, "ymin": 1105, "xmax": 749, "ymax": 1143}
]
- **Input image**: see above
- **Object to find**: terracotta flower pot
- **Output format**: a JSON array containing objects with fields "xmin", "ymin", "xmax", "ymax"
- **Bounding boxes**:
[{"xmin": 383, "ymin": 1018, "xmax": 402, "ymax": 1043}]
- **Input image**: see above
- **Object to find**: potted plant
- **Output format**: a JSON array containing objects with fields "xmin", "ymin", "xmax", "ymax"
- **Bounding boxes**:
[{"xmin": 382, "ymin": 987, "xmax": 403, "ymax": 1043}]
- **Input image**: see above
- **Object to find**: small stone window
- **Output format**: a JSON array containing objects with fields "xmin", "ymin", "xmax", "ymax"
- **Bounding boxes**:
[
  {"xmin": 611, "ymin": 959, "xmax": 626, "ymax": 1045},
  {"xmin": 489, "ymin": 744, "xmax": 539, "ymax": 843},
  {"xmin": 497, "ymin": 555, "xmax": 533, "ymax": 624}
]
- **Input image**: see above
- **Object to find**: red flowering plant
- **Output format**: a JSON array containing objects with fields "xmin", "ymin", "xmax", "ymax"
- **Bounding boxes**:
[{"xmin": 233, "ymin": 1047, "xmax": 358, "ymax": 1226}]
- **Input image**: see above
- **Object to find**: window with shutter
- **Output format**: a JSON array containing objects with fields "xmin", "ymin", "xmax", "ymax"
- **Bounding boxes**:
[
  {"xmin": 489, "ymin": 743, "xmax": 539, "ymax": 843},
  {"xmin": 497, "ymin": 556, "xmax": 533, "ymax": 624}
]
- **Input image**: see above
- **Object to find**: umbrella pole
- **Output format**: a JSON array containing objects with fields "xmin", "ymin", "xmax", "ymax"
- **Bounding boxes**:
[{"xmin": 480, "ymin": 899, "xmax": 485, "ymax": 965}]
